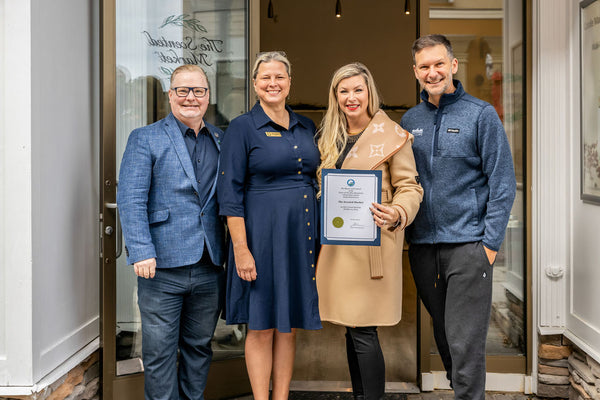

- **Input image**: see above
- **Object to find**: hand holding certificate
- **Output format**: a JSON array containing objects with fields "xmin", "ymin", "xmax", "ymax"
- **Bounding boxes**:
[{"xmin": 320, "ymin": 169, "xmax": 382, "ymax": 246}]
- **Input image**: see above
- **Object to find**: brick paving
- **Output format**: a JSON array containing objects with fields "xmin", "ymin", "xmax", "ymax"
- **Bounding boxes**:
[
  {"xmin": 233, "ymin": 391, "xmax": 549, "ymax": 399},
  {"xmin": 406, "ymin": 391, "xmax": 545, "ymax": 399}
]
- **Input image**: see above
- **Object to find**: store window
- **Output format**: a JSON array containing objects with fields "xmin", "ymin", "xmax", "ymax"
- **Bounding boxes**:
[
  {"xmin": 113, "ymin": 0, "xmax": 248, "ymax": 375},
  {"xmin": 428, "ymin": 0, "xmax": 526, "ymax": 358}
]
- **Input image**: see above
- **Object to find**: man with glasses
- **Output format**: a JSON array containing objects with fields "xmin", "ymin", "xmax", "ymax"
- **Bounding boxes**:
[{"xmin": 118, "ymin": 64, "xmax": 226, "ymax": 400}]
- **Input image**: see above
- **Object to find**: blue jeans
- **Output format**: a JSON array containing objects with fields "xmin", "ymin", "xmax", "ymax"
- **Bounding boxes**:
[{"xmin": 137, "ymin": 257, "xmax": 225, "ymax": 400}]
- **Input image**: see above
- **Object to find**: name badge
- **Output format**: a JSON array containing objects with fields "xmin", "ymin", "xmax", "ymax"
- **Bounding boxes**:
[
  {"xmin": 447, "ymin": 128, "xmax": 460, "ymax": 134},
  {"xmin": 265, "ymin": 131, "xmax": 282, "ymax": 137}
]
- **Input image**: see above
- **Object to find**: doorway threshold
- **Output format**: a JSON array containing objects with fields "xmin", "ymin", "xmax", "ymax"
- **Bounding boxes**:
[{"xmin": 289, "ymin": 381, "xmax": 420, "ymax": 394}]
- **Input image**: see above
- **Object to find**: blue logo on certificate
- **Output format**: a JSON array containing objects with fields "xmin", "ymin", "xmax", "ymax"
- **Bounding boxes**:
[{"xmin": 346, "ymin": 179, "xmax": 355, "ymax": 187}]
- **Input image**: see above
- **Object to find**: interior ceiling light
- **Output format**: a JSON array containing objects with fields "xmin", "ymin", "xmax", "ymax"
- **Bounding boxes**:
[
  {"xmin": 268, "ymin": 0, "xmax": 274, "ymax": 18},
  {"xmin": 335, "ymin": 0, "xmax": 342, "ymax": 18},
  {"xmin": 404, "ymin": 0, "xmax": 411, "ymax": 15}
]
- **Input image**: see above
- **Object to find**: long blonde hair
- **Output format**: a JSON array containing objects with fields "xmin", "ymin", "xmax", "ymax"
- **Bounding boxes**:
[{"xmin": 317, "ymin": 63, "xmax": 381, "ymax": 191}]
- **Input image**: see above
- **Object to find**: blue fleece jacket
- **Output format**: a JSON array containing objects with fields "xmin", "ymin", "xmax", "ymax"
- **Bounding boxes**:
[{"xmin": 400, "ymin": 80, "xmax": 516, "ymax": 251}]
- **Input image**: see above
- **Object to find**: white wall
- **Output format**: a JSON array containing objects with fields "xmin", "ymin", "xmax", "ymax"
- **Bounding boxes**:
[
  {"xmin": 30, "ymin": 0, "xmax": 99, "ymax": 383},
  {"xmin": 0, "ymin": 0, "xmax": 34, "ymax": 386},
  {"xmin": 0, "ymin": 0, "xmax": 99, "ymax": 390},
  {"xmin": 533, "ymin": 0, "xmax": 571, "ymax": 335},
  {"xmin": 567, "ymin": 0, "xmax": 600, "ymax": 361},
  {"xmin": 533, "ymin": 0, "xmax": 600, "ymax": 365}
]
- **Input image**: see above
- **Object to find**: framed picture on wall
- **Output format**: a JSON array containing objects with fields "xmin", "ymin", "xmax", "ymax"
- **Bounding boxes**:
[{"xmin": 580, "ymin": 0, "xmax": 600, "ymax": 203}]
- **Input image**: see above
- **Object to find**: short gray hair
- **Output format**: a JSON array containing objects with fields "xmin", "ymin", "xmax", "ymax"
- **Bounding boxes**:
[
  {"xmin": 251, "ymin": 51, "xmax": 291, "ymax": 79},
  {"xmin": 411, "ymin": 34, "xmax": 454, "ymax": 64},
  {"xmin": 170, "ymin": 64, "xmax": 208, "ymax": 87}
]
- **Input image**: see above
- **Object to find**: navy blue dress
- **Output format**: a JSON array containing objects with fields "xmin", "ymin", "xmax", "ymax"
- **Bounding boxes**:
[{"xmin": 217, "ymin": 102, "xmax": 322, "ymax": 332}]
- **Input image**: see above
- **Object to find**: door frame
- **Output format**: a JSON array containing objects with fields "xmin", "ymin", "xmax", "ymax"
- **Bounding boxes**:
[
  {"xmin": 99, "ymin": 1, "xmax": 259, "ymax": 399},
  {"xmin": 416, "ymin": 0, "xmax": 531, "ymax": 388}
]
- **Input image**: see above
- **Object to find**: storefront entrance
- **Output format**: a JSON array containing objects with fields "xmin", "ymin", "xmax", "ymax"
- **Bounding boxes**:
[{"xmin": 100, "ymin": 1, "xmax": 528, "ymax": 398}]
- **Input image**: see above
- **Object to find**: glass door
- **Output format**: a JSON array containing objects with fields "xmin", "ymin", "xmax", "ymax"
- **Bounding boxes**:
[
  {"xmin": 419, "ymin": 0, "xmax": 529, "ymax": 381},
  {"xmin": 101, "ymin": 1, "xmax": 256, "ymax": 398}
]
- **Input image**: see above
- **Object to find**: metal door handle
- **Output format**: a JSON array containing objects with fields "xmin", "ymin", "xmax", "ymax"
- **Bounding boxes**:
[{"xmin": 105, "ymin": 202, "xmax": 123, "ymax": 259}]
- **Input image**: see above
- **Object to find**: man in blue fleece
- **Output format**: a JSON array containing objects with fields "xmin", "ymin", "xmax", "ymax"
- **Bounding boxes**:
[{"xmin": 401, "ymin": 34, "xmax": 516, "ymax": 400}]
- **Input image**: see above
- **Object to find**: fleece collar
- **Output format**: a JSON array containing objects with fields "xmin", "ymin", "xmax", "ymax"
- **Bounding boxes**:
[{"xmin": 420, "ymin": 79, "xmax": 465, "ymax": 109}]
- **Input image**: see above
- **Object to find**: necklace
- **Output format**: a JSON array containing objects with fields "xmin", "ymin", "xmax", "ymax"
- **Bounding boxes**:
[{"xmin": 348, "ymin": 127, "xmax": 366, "ymax": 136}]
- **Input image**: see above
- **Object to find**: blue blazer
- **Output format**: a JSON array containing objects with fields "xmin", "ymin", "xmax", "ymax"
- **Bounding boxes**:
[{"xmin": 117, "ymin": 113, "xmax": 226, "ymax": 268}]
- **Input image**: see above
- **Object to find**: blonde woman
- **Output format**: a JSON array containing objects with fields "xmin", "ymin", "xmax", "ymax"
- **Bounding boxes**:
[
  {"xmin": 217, "ymin": 52, "xmax": 321, "ymax": 400},
  {"xmin": 316, "ymin": 63, "xmax": 423, "ymax": 400}
]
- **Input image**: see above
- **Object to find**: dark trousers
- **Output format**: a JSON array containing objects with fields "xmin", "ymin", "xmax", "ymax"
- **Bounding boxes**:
[
  {"xmin": 345, "ymin": 326, "xmax": 385, "ymax": 400},
  {"xmin": 408, "ymin": 242, "xmax": 493, "ymax": 400},
  {"xmin": 137, "ymin": 255, "xmax": 225, "ymax": 400}
]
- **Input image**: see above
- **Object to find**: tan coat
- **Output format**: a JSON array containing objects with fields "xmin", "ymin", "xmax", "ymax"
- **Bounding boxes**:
[{"xmin": 316, "ymin": 110, "xmax": 423, "ymax": 327}]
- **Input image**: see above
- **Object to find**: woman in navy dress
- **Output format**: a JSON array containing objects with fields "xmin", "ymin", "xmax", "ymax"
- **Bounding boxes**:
[{"xmin": 217, "ymin": 51, "xmax": 321, "ymax": 400}]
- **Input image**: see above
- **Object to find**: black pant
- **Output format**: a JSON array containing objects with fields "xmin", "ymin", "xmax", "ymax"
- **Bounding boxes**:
[
  {"xmin": 345, "ymin": 326, "xmax": 385, "ymax": 400},
  {"xmin": 409, "ymin": 242, "xmax": 493, "ymax": 400}
]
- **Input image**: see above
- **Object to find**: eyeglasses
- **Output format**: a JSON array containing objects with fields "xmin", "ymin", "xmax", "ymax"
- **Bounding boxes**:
[{"xmin": 171, "ymin": 87, "xmax": 208, "ymax": 98}]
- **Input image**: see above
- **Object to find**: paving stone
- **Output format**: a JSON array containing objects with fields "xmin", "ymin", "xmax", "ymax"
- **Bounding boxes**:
[
  {"xmin": 578, "ymin": 379, "xmax": 599, "ymax": 400},
  {"xmin": 82, "ymin": 362, "xmax": 99, "ymax": 386},
  {"xmin": 570, "ymin": 355, "xmax": 597, "ymax": 384},
  {"xmin": 537, "ymin": 382, "xmax": 571, "ymax": 398},
  {"xmin": 289, "ymin": 392, "xmax": 407, "ymax": 399},
  {"xmin": 488, "ymin": 394, "xmax": 513, "ymax": 399},
  {"xmin": 81, "ymin": 377, "xmax": 100, "ymax": 400},
  {"xmin": 569, "ymin": 386, "xmax": 586, "ymax": 400},
  {"xmin": 47, "ymin": 383, "xmax": 75, "ymax": 400},
  {"xmin": 570, "ymin": 377, "xmax": 591, "ymax": 399},
  {"xmin": 64, "ymin": 366, "xmax": 85, "ymax": 387},
  {"xmin": 81, "ymin": 353, "xmax": 100, "ymax": 370},
  {"xmin": 587, "ymin": 356, "xmax": 600, "ymax": 379},
  {"xmin": 539, "ymin": 363, "xmax": 570, "ymax": 376},
  {"xmin": 47, "ymin": 372, "xmax": 68, "ymax": 394},
  {"xmin": 541, "ymin": 358, "xmax": 571, "ymax": 368},
  {"xmin": 572, "ymin": 351, "xmax": 587, "ymax": 363},
  {"xmin": 540, "ymin": 344, "xmax": 572, "ymax": 360},
  {"xmin": 232, "ymin": 391, "xmax": 548, "ymax": 400},
  {"xmin": 64, "ymin": 385, "xmax": 85, "ymax": 400},
  {"xmin": 540, "ymin": 335, "xmax": 564, "ymax": 346},
  {"xmin": 539, "ymin": 372, "xmax": 570, "ymax": 385}
]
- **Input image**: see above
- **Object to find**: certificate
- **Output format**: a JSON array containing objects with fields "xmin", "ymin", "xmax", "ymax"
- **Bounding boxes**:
[{"xmin": 320, "ymin": 169, "xmax": 382, "ymax": 246}]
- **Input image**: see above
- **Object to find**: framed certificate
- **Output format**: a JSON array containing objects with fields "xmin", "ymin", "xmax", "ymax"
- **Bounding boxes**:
[{"xmin": 320, "ymin": 169, "xmax": 382, "ymax": 246}]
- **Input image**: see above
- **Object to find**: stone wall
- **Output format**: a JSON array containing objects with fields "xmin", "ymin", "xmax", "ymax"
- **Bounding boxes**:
[
  {"xmin": 491, "ymin": 287, "xmax": 526, "ymax": 353},
  {"xmin": 0, "ymin": 352, "xmax": 100, "ymax": 400},
  {"xmin": 537, "ymin": 334, "xmax": 600, "ymax": 399},
  {"xmin": 567, "ymin": 342, "xmax": 600, "ymax": 400}
]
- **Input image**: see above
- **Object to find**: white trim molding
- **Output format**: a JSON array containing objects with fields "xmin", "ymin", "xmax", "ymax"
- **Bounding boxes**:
[
  {"xmin": 564, "ymin": 330, "xmax": 600, "ymax": 365},
  {"xmin": 0, "ymin": 338, "xmax": 98, "ymax": 396},
  {"xmin": 421, "ymin": 372, "xmax": 531, "ymax": 393},
  {"xmin": 531, "ymin": 0, "xmax": 570, "ymax": 333},
  {"xmin": 0, "ymin": 0, "xmax": 33, "ymax": 386},
  {"xmin": 429, "ymin": 9, "xmax": 503, "ymax": 20}
]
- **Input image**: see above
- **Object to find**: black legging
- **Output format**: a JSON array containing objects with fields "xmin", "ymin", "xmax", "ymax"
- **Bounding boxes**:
[{"xmin": 345, "ymin": 326, "xmax": 385, "ymax": 400}]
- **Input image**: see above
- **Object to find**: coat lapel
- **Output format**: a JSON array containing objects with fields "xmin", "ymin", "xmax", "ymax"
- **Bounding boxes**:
[
  {"xmin": 163, "ymin": 113, "xmax": 199, "ymax": 193},
  {"xmin": 342, "ymin": 110, "xmax": 409, "ymax": 170}
]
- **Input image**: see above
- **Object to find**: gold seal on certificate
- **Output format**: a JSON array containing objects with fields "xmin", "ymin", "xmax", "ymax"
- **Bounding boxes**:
[{"xmin": 320, "ymin": 169, "xmax": 382, "ymax": 246}]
